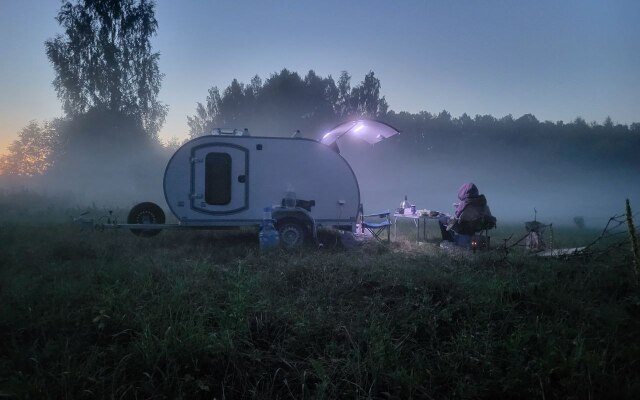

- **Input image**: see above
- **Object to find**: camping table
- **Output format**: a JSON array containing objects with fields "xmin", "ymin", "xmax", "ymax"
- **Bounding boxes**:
[{"xmin": 393, "ymin": 212, "xmax": 440, "ymax": 242}]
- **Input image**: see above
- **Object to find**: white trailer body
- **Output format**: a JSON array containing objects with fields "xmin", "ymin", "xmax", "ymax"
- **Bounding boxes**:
[{"xmin": 163, "ymin": 135, "xmax": 360, "ymax": 230}]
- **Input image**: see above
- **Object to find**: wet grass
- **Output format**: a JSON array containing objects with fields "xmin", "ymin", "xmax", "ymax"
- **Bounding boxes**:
[{"xmin": 1, "ymin": 196, "xmax": 639, "ymax": 399}]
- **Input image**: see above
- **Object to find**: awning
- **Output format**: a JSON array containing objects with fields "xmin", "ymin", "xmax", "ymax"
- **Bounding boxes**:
[{"xmin": 320, "ymin": 119, "xmax": 400, "ymax": 146}]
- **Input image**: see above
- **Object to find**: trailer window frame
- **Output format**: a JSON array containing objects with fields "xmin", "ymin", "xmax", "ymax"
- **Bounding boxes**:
[{"xmin": 204, "ymin": 152, "xmax": 232, "ymax": 205}]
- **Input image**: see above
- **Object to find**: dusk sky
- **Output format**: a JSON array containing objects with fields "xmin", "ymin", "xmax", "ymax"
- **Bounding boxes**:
[{"xmin": 1, "ymin": 0, "xmax": 639, "ymax": 151}]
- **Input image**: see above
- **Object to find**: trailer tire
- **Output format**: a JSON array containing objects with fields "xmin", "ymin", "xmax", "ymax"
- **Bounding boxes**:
[
  {"xmin": 128, "ymin": 202, "xmax": 165, "ymax": 237},
  {"xmin": 277, "ymin": 220, "xmax": 306, "ymax": 249}
]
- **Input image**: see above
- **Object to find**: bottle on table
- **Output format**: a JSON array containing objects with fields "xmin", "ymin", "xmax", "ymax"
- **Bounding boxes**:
[{"xmin": 400, "ymin": 194, "xmax": 411, "ymax": 211}]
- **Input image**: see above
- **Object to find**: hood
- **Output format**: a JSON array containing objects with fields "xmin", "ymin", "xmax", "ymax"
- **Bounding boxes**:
[{"xmin": 457, "ymin": 182, "xmax": 479, "ymax": 201}]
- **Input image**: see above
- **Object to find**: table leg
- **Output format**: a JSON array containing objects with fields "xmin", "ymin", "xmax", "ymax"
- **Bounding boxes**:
[
  {"xmin": 394, "ymin": 217, "xmax": 398, "ymax": 240},
  {"xmin": 423, "ymin": 218, "xmax": 427, "ymax": 241}
]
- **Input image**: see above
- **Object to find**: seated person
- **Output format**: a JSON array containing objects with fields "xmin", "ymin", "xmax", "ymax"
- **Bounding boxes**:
[{"xmin": 439, "ymin": 182, "xmax": 496, "ymax": 242}]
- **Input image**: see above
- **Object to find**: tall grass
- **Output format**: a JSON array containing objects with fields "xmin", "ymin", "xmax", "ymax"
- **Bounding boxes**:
[{"xmin": 1, "ymin": 192, "xmax": 638, "ymax": 398}]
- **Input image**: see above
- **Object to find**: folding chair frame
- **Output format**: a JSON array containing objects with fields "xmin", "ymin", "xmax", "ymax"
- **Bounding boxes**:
[
  {"xmin": 471, "ymin": 228, "xmax": 491, "ymax": 251},
  {"xmin": 470, "ymin": 216, "xmax": 497, "ymax": 251},
  {"xmin": 359, "ymin": 205, "xmax": 392, "ymax": 242}
]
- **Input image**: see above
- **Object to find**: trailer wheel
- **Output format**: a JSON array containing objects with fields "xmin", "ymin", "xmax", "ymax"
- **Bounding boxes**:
[
  {"xmin": 277, "ymin": 220, "xmax": 305, "ymax": 249},
  {"xmin": 127, "ymin": 202, "xmax": 165, "ymax": 237}
]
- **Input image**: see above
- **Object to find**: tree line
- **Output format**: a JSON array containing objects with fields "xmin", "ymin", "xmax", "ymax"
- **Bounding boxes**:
[
  {"xmin": 383, "ymin": 111, "xmax": 640, "ymax": 167},
  {"xmin": 185, "ymin": 69, "xmax": 388, "ymax": 140},
  {"xmin": 186, "ymin": 73, "xmax": 640, "ymax": 170}
]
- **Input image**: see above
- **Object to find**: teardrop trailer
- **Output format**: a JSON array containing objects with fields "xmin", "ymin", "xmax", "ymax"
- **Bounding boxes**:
[{"xmin": 112, "ymin": 121, "xmax": 400, "ymax": 248}]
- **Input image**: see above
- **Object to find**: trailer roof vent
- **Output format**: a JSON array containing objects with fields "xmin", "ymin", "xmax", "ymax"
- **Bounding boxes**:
[{"xmin": 210, "ymin": 128, "xmax": 250, "ymax": 137}]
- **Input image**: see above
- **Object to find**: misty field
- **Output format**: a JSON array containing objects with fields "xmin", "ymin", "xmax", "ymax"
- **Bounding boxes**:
[{"xmin": 1, "ymin": 193, "xmax": 639, "ymax": 399}]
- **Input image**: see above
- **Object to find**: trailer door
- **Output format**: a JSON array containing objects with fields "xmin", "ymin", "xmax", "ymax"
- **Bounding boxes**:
[{"xmin": 190, "ymin": 144, "xmax": 248, "ymax": 214}]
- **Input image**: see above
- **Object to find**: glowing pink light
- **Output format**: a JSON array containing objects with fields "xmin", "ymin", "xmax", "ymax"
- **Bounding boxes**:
[
  {"xmin": 353, "ymin": 123, "xmax": 364, "ymax": 133},
  {"xmin": 322, "ymin": 132, "xmax": 332, "ymax": 140}
]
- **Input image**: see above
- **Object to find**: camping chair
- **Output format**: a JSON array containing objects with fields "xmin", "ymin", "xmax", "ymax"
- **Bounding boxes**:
[
  {"xmin": 358, "ymin": 204, "xmax": 392, "ymax": 242},
  {"xmin": 470, "ymin": 217, "xmax": 494, "ymax": 251},
  {"xmin": 471, "ymin": 215, "xmax": 497, "ymax": 251},
  {"xmin": 454, "ymin": 215, "xmax": 496, "ymax": 251}
]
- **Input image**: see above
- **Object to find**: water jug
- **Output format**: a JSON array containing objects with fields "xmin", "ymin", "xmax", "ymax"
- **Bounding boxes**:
[{"xmin": 259, "ymin": 207, "xmax": 280, "ymax": 251}]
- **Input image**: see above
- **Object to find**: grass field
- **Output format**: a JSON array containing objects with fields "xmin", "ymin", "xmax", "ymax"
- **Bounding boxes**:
[{"xmin": 1, "ymin": 192, "xmax": 639, "ymax": 399}]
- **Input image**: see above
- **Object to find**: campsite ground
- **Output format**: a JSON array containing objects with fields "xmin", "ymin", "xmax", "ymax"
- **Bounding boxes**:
[{"xmin": 1, "ymin": 192, "xmax": 639, "ymax": 399}]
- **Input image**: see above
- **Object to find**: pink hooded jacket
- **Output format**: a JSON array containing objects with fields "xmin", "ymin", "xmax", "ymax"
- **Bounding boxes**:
[{"xmin": 455, "ymin": 182, "xmax": 480, "ymax": 218}]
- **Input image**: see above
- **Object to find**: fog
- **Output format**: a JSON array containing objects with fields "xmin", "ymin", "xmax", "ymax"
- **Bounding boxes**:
[
  {"xmin": 45, "ymin": 150, "xmax": 167, "ymax": 209},
  {"xmin": 340, "ymin": 138, "xmax": 639, "ymax": 228},
  {"xmin": 0, "ymin": 145, "xmax": 168, "ymax": 213},
  {"xmin": 1, "ymin": 122, "xmax": 637, "ymax": 232}
]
